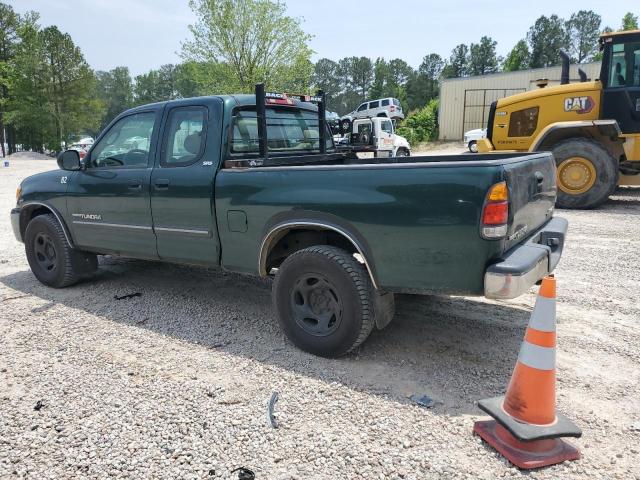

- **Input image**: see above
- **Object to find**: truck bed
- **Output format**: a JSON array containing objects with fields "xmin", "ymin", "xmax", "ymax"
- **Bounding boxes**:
[{"xmin": 216, "ymin": 151, "xmax": 557, "ymax": 295}]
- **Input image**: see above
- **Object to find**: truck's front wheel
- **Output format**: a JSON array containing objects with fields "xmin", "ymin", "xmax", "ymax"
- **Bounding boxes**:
[
  {"xmin": 552, "ymin": 138, "xmax": 618, "ymax": 209},
  {"xmin": 272, "ymin": 246, "xmax": 375, "ymax": 358},
  {"xmin": 25, "ymin": 214, "xmax": 97, "ymax": 288}
]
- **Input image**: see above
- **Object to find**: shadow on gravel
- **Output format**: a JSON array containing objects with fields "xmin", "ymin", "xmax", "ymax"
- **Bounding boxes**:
[{"xmin": 1, "ymin": 258, "xmax": 531, "ymax": 416}]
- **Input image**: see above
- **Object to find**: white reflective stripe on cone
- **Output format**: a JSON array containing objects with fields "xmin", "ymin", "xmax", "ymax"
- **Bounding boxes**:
[
  {"xmin": 528, "ymin": 296, "xmax": 556, "ymax": 333},
  {"xmin": 518, "ymin": 341, "xmax": 556, "ymax": 371}
]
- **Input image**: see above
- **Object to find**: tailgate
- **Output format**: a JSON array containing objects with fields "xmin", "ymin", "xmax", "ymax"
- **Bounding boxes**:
[{"xmin": 503, "ymin": 152, "xmax": 556, "ymax": 251}]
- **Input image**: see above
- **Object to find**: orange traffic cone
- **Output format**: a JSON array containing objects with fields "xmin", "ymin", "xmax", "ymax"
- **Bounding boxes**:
[{"xmin": 473, "ymin": 276, "xmax": 581, "ymax": 469}]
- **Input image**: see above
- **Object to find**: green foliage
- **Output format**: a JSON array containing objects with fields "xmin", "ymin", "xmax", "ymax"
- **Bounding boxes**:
[
  {"xmin": 528, "ymin": 15, "xmax": 570, "ymax": 68},
  {"xmin": 442, "ymin": 44, "xmax": 469, "ymax": 78},
  {"xmin": 621, "ymin": 12, "xmax": 638, "ymax": 31},
  {"xmin": 182, "ymin": 0, "xmax": 313, "ymax": 92},
  {"xmin": 7, "ymin": 19, "xmax": 103, "ymax": 150},
  {"xmin": 396, "ymin": 99, "xmax": 439, "ymax": 145},
  {"xmin": 95, "ymin": 66, "xmax": 133, "ymax": 129},
  {"xmin": 503, "ymin": 40, "xmax": 530, "ymax": 71},
  {"xmin": 469, "ymin": 36, "xmax": 499, "ymax": 75},
  {"xmin": 566, "ymin": 10, "xmax": 602, "ymax": 62}
]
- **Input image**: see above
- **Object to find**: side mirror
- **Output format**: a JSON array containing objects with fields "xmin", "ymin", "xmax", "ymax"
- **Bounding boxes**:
[{"xmin": 57, "ymin": 149, "xmax": 81, "ymax": 171}]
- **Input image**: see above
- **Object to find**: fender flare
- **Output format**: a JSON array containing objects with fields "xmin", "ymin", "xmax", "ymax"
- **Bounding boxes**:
[
  {"xmin": 258, "ymin": 211, "xmax": 379, "ymax": 289},
  {"xmin": 20, "ymin": 201, "xmax": 76, "ymax": 248},
  {"xmin": 529, "ymin": 120, "xmax": 622, "ymax": 152}
]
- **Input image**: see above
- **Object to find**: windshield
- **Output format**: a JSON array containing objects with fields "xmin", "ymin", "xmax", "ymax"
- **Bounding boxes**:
[{"xmin": 229, "ymin": 108, "xmax": 334, "ymax": 157}]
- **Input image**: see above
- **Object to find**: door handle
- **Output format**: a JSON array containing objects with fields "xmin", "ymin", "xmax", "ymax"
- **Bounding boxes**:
[
  {"xmin": 154, "ymin": 179, "xmax": 170, "ymax": 190},
  {"xmin": 128, "ymin": 180, "xmax": 143, "ymax": 191}
]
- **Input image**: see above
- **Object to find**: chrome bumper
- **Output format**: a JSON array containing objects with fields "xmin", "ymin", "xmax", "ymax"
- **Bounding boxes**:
[
  {"xmin": 11, "ymin": 207, "xmax": 22, "ymax": 242},
  {"xmin": 484, "ymin": 217, "xmax": 568, "ymax": 300}
]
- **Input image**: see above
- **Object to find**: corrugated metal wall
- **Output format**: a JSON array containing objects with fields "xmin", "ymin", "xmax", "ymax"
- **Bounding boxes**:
[{"xmin": 438, "ymin": 62, "xmax": 602, "ymax": 140}]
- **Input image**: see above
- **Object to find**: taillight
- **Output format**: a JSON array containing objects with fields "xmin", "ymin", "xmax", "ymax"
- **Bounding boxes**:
[{"xmin": 481, "ymin": 181, "xmax": 508, "ymax": 239}]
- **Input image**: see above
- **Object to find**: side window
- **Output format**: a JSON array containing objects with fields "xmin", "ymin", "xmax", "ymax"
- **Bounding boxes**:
[
  {"xmin": 369, "ymin": 101, "xmax": 380, "ymax": 109},
  {"xmin": 381, "ymin": 99, "xmax": 390, "ymax": 107},
  {"xmin": 357, "ymin": 103, "xmax": 368, "ymax": 112},
  {"xmin": 161, "ymin": 107, "xmax": 207, "ymax": 167},
  {"xmin": 508, "ymin": 107, "xmax": 539, "ymax": 137},
  {"xmin": 89, "ymin": 112, "xmax": 155, "ymax": 168},
  {"xmin": 381, "ymin": 120, "xmax": 393, "ymax": 134},
  {"xmin": 610, "ymin": 44, "xmax": 627, "ymax": 87}
]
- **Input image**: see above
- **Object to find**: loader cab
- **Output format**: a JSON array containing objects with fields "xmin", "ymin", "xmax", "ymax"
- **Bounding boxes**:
[{"xmin": 600, "ymin": 30, "xmax": 640, "ymax": 134}]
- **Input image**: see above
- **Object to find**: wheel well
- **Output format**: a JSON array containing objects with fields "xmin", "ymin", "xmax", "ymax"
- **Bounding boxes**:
[
  {"xmin": 19, "ymin": 204, "xmax": 74, "ymax": 247},
  {"xmin": 535, "ymin": 126, "xmax": 625, "ymax": 163},
  {"xmin": 261, "ymin": 226, "xmax": 377, "ymax": 288},
  {"xmin": 20, "ymin": 206, "xmax": 51, "ymax": 238}
]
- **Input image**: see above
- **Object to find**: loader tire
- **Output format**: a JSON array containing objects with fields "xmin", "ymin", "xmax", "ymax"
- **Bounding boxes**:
[{"xmin": 552, "ymin": 138, "xmax": 618, "ymax": 209}]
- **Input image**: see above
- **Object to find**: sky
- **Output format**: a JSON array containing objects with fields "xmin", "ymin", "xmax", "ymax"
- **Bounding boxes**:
[{"xmin": 7, "ymin": 0, "xmax": 638, "ymax": 76}]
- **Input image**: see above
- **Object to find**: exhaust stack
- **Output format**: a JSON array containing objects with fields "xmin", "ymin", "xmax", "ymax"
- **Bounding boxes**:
[{"xmin": 560, "ymin": 51, "xmax": 570, "ymax": 85}]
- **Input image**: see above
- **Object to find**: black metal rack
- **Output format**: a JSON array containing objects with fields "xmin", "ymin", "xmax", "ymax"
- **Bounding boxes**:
[{"xmin": 254, "ymin": 83, "xmax": 327, "ymax": 160}]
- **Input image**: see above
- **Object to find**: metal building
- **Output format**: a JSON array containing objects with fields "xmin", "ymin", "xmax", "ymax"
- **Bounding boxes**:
[{"xmin": 438, "ymin": 62, "xmax": 602, "ymax": 141}]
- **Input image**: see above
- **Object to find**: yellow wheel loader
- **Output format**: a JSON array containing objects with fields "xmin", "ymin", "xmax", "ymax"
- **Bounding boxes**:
[{"xmin": 478, "ymin": 30, "xmax": 640, "ymax": 209}]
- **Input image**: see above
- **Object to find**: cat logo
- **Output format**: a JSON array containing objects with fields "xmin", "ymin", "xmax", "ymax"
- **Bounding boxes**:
[{"xmin": 564, "ymin": 96, "xmax": 595, "ymax": 114}]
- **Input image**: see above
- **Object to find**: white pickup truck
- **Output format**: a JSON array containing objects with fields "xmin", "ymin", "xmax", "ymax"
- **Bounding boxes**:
[{"xmin": 334, "ymin": 117, "xmax": 411, "ymax": 157}]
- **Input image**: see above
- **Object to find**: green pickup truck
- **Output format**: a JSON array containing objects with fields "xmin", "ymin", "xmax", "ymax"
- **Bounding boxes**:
[{"xmin": 11, "ymin": 86, "xmax": 567, "ymax": 357}]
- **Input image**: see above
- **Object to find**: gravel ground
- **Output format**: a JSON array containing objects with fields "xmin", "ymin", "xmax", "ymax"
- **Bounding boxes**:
[{"xmin": 1, "ymin": 153, "xmax": 639, "ymax": 479}]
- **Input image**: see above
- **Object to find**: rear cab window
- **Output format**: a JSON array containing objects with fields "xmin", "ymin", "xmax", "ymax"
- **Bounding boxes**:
[{"xmin": 229, "ymin": 107, "xmax": 334, "ymax": 158}]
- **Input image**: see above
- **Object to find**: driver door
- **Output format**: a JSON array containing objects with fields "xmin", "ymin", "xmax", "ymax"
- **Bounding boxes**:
[{"xmin": 66, "ymin": 108, "xmax": 162, "ymax": 258}]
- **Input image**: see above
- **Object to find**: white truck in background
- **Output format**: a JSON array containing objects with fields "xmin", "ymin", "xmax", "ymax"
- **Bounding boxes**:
[{"xmin": 334, "ymin": 117, "xmax": 411, "ymax": 158}]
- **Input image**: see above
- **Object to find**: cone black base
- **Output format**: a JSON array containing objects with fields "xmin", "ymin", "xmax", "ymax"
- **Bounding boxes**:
[
  {"xmin": 474, "ymin": 420, "xmax": 580, "ymax": 470},
  {"xmin": 478, "ymin": 396, "xmax": 582, "ymax": 441}
]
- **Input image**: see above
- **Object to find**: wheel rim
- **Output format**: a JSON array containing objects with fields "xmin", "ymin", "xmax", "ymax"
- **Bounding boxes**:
[
  {"xmin": 33, "ymin": 232, "xmax": 57, "ymax": 272},
  {"xmin": 290, "ymin": 274, "xmax": 343, "ymax": 337},
  {"xmin": 557, "ymin": 157, "xmax": 597, "ymax": 195},
  {"xmin": 470, "ymin": 142, "xmax": 478, "ymax": 153}
]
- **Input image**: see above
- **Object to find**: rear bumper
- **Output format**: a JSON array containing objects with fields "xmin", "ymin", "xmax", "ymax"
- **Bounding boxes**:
[
  {"xmin": 484, "ymin": 217, "xmax": 567, "ymax": 300},
  {"xmin": 11, "ymin": 207, "xmax": 22, "ymax": 242}
]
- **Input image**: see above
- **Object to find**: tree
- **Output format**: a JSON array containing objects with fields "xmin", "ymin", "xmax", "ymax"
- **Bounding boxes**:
[
  {"xmin": 503, "ymin": 40, "xmax": 530, "ymax": 71},
  {"xmin": 566, "ymin": 10, "xmax": 601, "ymax": 62},
  {"xmin": 349, "ymin": 56, "xmax": 374, "ymax": 98},
  {"xmin": 0, "ymin": 2, "xmax": 21, "ymax": 156},
  {"xmin": 442, "ymin": 44, "xmax": 469, "ymax": 78},
  {"xmin": 621, "ymin": 12, "xmax": 638, "ymax": 31},
  {"xmin": 95, "ymin": 66, "xmax": 133, "ymax": 128},
  {"xmin": 7, "ymin": 22, "xmax": 102, "ymax": 150},
  {"xmin": 469, "ymin": 36, "xmax": 499, "ymax": 76},
  {"xmin": 528, "ymin": 15, "xmax": 569, "ymax": 68},
  {"xmin": 182, "ymin": 0, "xmax": 313, "ymax": 92}
]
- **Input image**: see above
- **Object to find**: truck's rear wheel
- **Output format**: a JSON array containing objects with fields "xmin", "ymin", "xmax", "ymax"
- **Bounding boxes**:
[
  {"xmin": 272, "ymin": 246, "xmax": 375, "ymax": 358},
  {"xmin": 551, "ymin": 138, "xmax": 618, "ymax": 209},
  {"xmin": 25, "ymin": 214, "xmax": 97, "ymax": 288}
]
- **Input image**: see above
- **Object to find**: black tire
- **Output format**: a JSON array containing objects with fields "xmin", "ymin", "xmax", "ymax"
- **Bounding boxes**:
[
  {"xmin": 341, "ymin": 118, "xmax": 352, "ymax": 134},
  {"xmin": 468, "ymin": 140, "xmax": 478, "ymax": 153},
  {"xmin": 395, "ymin": 148, "xmax": 409, "ymax": 157},
  {"xmin": 551, "ymin": 138, "xmax": 618, "ymax": 209},
  {"xmin": 272, "ymin": 246, "xmax": 375, "ymax": 357},
  {"xmin": 25, "ymin": 214, "xmax": 97, "ymax": 288}
]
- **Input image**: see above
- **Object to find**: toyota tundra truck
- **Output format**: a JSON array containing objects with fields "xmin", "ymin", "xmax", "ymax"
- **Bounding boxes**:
[{"xmin": 11, "ymin": 85, "xmax": 567, "ymax": 358}]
